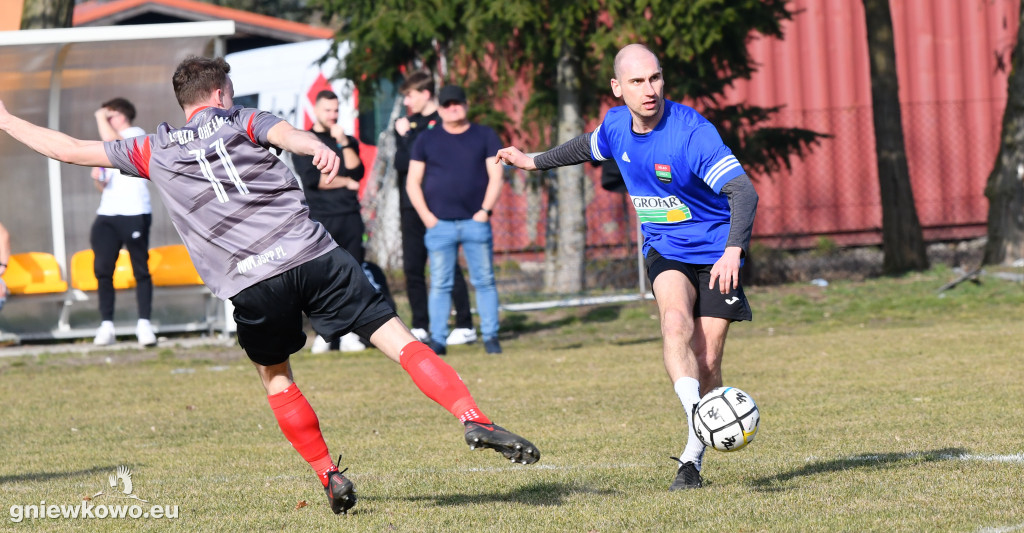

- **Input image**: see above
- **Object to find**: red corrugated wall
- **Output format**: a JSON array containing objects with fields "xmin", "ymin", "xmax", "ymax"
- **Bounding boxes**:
[{"xmin": 724, "ymin": 0, "xmax": 1019, "ymax": 247}]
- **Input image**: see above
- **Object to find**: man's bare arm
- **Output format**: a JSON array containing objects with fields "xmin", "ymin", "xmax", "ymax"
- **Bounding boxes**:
[
  {"xmin": 0, "ymin": 222, "xmax": 10, "ymax": 276},
  {"xmin": 0, "ymin": 100, "xmax": 111, "ymax": 167},
  {"xmin": 94, "ymin": 109, "xmax": 122, "ymax": 142},
  {"xmin": 481, "ymin": 155, "xmax": 509, "ymax": 217},
  {"xmin": 405, "ymin": 160, "xmax": 436, "ymax": 228},
  {"xmin": 266, "ymin": 121, "xmax": 340, "ymax": 181}
]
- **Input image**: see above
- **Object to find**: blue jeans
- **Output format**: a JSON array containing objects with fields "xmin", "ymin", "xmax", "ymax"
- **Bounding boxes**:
[{"xmin": 424, "ymin": 219, "xmax": 499, "ymax": 345}]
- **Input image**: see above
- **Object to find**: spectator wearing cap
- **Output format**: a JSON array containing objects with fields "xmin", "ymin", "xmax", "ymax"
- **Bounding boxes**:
[{"xmin": 405, "ymin": 85, "xmax": 505, "ymax": 355}]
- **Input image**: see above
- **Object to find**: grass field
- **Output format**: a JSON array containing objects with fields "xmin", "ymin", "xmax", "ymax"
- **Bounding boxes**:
[{"xmin": 1, "ymin": 265, "xmax": 1022, "ymax": 532}]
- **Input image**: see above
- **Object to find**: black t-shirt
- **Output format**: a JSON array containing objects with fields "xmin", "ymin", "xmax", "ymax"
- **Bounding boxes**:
[
  {"xmin": 293, "ymin": 130, "xmax": 364, "ymax": 217},
  {"xmin": 394, "ymin": 111, "xmax": 440, "ymax": 209},
  {"xmin": 410, "ymin": 123, "xmax": 502, "ymax": 220}
]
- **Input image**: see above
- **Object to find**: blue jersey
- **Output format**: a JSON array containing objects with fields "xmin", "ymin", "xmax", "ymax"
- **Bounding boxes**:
[{"xmin": 591, "ymin": 100, "xmax": 746, "ymax": 264}]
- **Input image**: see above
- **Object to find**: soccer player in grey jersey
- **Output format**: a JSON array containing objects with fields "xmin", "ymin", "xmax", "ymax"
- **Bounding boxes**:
[{"xmin": 0, "ymin": 55, "xmax": 539, "ymax": 515}]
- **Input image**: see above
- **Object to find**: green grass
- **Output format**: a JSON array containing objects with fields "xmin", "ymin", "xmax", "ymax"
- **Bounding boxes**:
[{"xmin": 1, "ymin": 267, "xmax": 1023, "ymax": 531}]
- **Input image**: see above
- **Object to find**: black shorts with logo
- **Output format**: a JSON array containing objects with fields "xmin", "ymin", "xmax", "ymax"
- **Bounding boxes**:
[
  {"xmin": 230, "ymin": 247, "xmax": 396, "ymax": 366},
  {"xmin": 645, "ymin": 247, "xmax": 753, "ymax": 322}
]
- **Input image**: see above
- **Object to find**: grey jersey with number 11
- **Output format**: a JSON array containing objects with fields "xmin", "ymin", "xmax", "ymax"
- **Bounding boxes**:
[{"xmin": 103, "ymin": 105, "xmax": 336, "ymax": 299}]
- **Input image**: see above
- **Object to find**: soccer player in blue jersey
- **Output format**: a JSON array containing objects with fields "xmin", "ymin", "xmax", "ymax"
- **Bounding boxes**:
[
  {"xmin": 0, "ymin": 56, "xmax": 539, "ymax": 515},
  {"xmin": 497, "ymin": 43, "xmax": 758, "ymax": 490}
]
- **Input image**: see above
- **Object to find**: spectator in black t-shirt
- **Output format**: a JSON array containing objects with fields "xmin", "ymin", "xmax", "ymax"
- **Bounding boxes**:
[
  {"xmin": 394, "ymin": 72, "xmax": 476, "ymax": 346},
  {"xmin": 406, "ymin": 85, "xmax": 504, "ymax": 355},
  {"xmin": 293, "ymin": 90, "xmax": 368, "ymax": 353}
]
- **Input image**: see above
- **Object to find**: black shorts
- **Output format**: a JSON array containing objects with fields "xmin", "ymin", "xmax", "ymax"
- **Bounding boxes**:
[
  {"xmin": 645, "ymin": 248, "xmax": 753, "ymax": 322},
  {"xmin": 229, "ymin": 247, "xmax": 396, "ymax": 366}
]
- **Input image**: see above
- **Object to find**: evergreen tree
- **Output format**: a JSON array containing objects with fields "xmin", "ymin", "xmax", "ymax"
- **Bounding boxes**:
[
  {"xmin": 21, "ymin": 0, "xmax": 73, "ymax": 29},
  {"xmin": 315, "ymin": 0, "xmax": 826, "ymax": 292}
]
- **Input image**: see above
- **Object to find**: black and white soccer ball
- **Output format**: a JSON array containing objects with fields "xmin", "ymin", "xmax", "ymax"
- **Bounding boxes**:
[{"xmin": 694, "ymin": 386, "xmax": 760, "ymax": 452}]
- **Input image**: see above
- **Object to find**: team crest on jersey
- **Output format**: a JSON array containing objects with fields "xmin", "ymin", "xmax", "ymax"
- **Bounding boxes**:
[
  {"xmin": 655, "ymin": 163, "xmax": 672, "ymax": 183},
  {"xmin": 632, "ymin": 195, "xmax": 692, "ymax": 224}
]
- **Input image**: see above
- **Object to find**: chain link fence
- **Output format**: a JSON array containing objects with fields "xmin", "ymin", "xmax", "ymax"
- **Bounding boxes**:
[{"xmin": 363, "ymin": 99, "xmax": 1000, "ymax": 302}]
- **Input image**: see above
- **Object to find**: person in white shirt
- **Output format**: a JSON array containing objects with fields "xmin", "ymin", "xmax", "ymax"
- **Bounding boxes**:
[{"xmin": 90, "ymin": 98, "xmax": 156, "ymax": 347}]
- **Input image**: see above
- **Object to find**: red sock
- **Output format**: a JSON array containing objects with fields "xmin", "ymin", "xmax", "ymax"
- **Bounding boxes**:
[
  {"xmin": 267, "ymin": 384, "xmax": 337, "ymax": 486},
  {"xmin": 399, "ymin": 341, "xmax": 492, "ymax": 424}
]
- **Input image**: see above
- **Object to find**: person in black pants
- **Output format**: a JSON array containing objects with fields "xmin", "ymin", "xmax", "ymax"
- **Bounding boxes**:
[
  {"xmin": 293, "ymin": 90, "xmax": 378, "ymax": 353},
  {"xmin": 90, "ymin": 98, "xmax": 155, "ymax": 347},
  {"xmin": 394, "ymin": 72, "xmax": 476, "ymax": 345}
]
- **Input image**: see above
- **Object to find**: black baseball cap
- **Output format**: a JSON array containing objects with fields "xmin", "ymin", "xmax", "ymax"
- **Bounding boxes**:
[{"xmin": 438, "ymin": 85, "xmax": 467, "ymax": 105}]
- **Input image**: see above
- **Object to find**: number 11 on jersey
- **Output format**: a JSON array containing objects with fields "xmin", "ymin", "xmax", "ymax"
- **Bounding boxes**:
[{"xmin": 191, "ymin": 138, "xmax": 249, "ymax": 203}]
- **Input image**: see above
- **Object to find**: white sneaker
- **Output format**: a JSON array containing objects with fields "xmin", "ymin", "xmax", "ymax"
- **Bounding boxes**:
[
  {"xmin": 136, "ymin": 319, "xmax": 157, "ymax": 347},
  {"xmin": 93, "ymin": 321, "xmax": 116, "ymax": 346},
  {"xmin": 311, "ymin": 335, "xmax": 331, "ymax": 354},
  {"xmin": 446, "ymin": 327, "xmax": 478, "ymax": 345},
  {"xmin": 339, "ymin": 332, "xmax": 366, "ymax": 352},
  {"xmin": 410, "ymin": 328, "xmax": 429, "ymax": 342}
]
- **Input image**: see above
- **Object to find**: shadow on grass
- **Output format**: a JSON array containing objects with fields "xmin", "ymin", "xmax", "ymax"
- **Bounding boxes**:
[
  {"xmin": 403, "ymin": 481, "xmax": 614, "ymax": 507},
  {"xmin": 0, "ymin": 465, "xmax": 121, "ymax": 484},
  {"xmin": 502, "ymin": 305, "xmax": 624, "ymax": 336},
  {"xmin": 610, "ymin": 336, "xmax": 661, "ymax": 346},
  {"xmin": 749, "ymin": 447, "xmax": 969, "ymax": 492}
]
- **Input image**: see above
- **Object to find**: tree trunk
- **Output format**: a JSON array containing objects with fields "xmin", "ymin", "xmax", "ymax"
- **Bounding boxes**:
[
  {"xmin": 862, "ymin": 0, "xmax": 929, "ymax": 274},
  {"xmin": 545, "ymin": 46, "xmax": 586, "ymax": 293},
  {"xmin": 20, "ymin": 0, "xmax": 73, "ymax": 29},
  {"xmin": 983, "ymin": 2, "xmax": 1024, "ymax": 265}
]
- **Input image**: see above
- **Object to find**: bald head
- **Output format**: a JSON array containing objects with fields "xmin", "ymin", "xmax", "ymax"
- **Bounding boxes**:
[
  {"xmin": 613, "ymin": 44, "xmax": 659, "ymax": 80},
  {"xmin": 609, "ymin": 43, "xmax": 665, "ymax": 132}
]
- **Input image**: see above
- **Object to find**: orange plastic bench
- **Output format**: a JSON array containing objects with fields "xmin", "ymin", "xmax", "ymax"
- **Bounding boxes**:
[
  {"xmin": 70, "ymin": 249, "xmax": 137, "ymax": 291},
  {"xmin": 148, "ymin": 244, "xmax": 204, "ymax": 286},
  {"xmin": 0, "ymin": 252, "xmax": 69, "ymax": 295}
]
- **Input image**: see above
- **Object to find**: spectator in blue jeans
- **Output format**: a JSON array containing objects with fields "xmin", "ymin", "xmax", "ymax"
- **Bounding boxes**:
[{"xmin": 405, "ymin": 85, "xmax": 504, "ymax": 354}]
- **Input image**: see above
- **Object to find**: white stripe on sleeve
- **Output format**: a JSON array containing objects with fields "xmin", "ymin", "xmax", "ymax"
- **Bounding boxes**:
[
  {"xmin": 704, "ymin": 155, "xmax": 740, "ymax": 190},
  {"xmin": 590, "ymin": 124, "xmax": 607, "ymax": 161}
]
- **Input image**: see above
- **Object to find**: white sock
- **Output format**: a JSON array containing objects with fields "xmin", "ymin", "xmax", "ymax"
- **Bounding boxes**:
[
  {"xmin": 101, "ymin": 320, "xmax": 114, "ymax": 329},
  {"xmin": 674, "ymin": 377, "xmax": 706, "ymax": 471}
]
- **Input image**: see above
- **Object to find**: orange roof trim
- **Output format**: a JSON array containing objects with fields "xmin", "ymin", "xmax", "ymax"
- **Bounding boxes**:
[{"xmin": 74, "ymin": 0, "xmax": 334, "ymax": 39}]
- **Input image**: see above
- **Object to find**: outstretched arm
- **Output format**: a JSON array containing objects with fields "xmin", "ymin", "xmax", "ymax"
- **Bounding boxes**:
[
  {"xmin": 0, "ymin": 99, "xmax": 111, "ymax": 167},
  {"xmin": 496, "ymin": 132, "xmax": 594, "ymax": 171},
  {"xmin": 266, "ymin": 121, "xmax": 340, "ymax": 182}
]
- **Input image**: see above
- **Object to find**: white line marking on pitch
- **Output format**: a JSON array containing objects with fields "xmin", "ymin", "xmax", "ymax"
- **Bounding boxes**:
[
  {"xmin": 805, "ymin": 452, "xmax": 1024, "ymax": 464},
  {"xmin": 977, "ymin": 522, "xmax": 1024, "ymax": 533}
]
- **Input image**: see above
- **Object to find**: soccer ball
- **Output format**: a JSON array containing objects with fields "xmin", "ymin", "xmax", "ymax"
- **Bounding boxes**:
[{"xmin": 693, "ymin": 386, "xmax": 760, "ymax": 452}]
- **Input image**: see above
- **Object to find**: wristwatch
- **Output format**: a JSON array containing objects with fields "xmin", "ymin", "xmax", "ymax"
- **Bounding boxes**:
[{"xmin": 480, "ymin": 208, "xmax": 493, "ymax": 216}]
